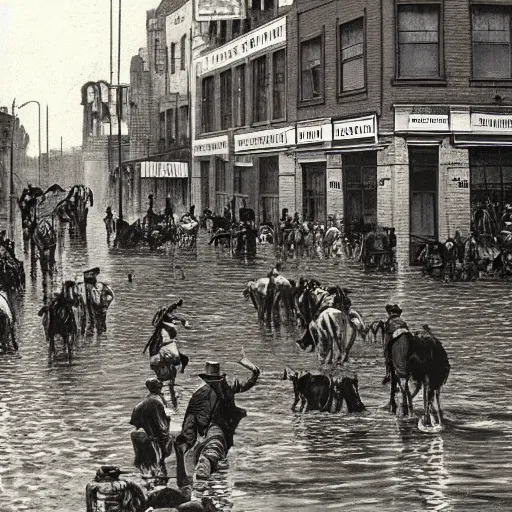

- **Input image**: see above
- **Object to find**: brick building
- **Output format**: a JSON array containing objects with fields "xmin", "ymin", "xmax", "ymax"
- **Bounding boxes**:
[
  {"xmin": 191, "ymin": 1, "xmax": 295, "ymax": 225},
  {"xmin": 283, "ymin": 0, "xmax": 512, "ymax": 268}
]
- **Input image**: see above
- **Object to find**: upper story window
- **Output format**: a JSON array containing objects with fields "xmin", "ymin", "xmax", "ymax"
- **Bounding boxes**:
[
  {"xmin": 300, "ymin": 36, "xmax": 323, "ymax": 101},
  {"xmin": 220, "ymin": 70, "xmax": 233, "ymax": 130},
  {"xmin": 202, "ymin": 76, "xmax": 215, "ymax": 133},
  {"xmin": 397, "ymin": 4, "xmax": 442, "ymax": 79},
  {"xmin": 253, "ymin": 55, "xmax": 268, "ymax": 123},
  {"xmin": 232, "ymin": 20, "xmax": 241, "ymax": 38},
  {"xmin": 340, "ymin": 17, "xmax": 365, "ymax": 93},
  {"xmin": 473, "ymin": 6, "xmax": 512, "ymax": 79},
  {"xmin": 272, "ymin": 49, "xmax": 286, "ymax": 119},
  {"xmin": 180, "ymin": 35, "xmax": 187, "ymax": 70},
  {"xmin": 170, "ymin": 43, "xmax": 176, "ymax": 74},
  {"xmin": 234, "ymin": 64, "xmax": 246, "ymax": 127}
]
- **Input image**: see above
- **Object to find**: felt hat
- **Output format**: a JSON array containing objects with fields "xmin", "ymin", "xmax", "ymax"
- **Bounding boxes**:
[
  {"xmin": 145, "ymin": 378, "xmax": 163, "ymax": 393},
  {"xmin": 198, "ymin": 361, "xmax": 226, "ymax": 382},
  {"xmin": 385, "ymin": 303, "xmax": 402, "ymax": 316},
  {"xmin": 84, "ymin": 267, "xmax": 100, "ymax": 283}
]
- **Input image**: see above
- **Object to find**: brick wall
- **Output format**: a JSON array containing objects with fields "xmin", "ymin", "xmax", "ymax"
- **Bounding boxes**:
[
  {"xmin": 288, "ymin": 1, "xmax": 382, "ymax": 126},
  {"xmin": 438, "ymin": 138, "xmax": 470, "ymax": 240}
]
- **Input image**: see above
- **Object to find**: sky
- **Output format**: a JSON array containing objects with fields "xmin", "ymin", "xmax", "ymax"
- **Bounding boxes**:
[{"xmin": 0, "ymin": 0, "xmax": 158, "ymax": 156}]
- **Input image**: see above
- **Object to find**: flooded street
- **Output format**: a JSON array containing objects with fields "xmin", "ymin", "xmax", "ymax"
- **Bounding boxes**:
[{"xmin": 2, "ymin": 215, "xmax": 512, "ymax": 512}]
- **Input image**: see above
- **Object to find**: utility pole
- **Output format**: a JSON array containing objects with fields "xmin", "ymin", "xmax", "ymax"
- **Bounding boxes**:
[
  {"xmin": 46, "ymin": 104, "xmax": 50, "ymax": 185},
  {"xmin": 9, "ymin": 98, "xmax": 16, "ymax": 240},
  {"xmin": 117, "ymin": 0, "xmax": 123, "ymax": 223}
]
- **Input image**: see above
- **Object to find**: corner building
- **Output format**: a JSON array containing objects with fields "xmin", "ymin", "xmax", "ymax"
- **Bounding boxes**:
[{"xmin": 192, "ymin": 3, "xmax": 295, "ymax": 227}]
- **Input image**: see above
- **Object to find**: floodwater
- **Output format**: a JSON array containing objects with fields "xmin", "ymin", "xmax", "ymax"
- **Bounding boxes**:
[{"xmin": 1, "ymin": 216, "xmax": 512, "ymax": 512}]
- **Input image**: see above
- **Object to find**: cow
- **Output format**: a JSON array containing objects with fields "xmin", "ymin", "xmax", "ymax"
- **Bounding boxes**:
[
  {"xmin": 282, "ymin": 367, "xmax": 365, "ymax": 413},
  {"xmin": 297, "ymin": 307, "xmax": 358, "ymax": 365}
]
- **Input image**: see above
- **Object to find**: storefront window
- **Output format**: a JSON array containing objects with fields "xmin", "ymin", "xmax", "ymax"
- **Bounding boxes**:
[
  {"xmin": 200, "ymin": 161, "xmax": 210, "ymax": 212},
  {"xmin": 470, "ymin": 148, "xmax": 512, "ymax": 216},
  {"xmin": 303, "ymin": 163, "xmax": 327, "ymax": 224},
  {"xmin": 343, "ymin": 152, "xmax": 377, "ymax": 233},
  {"xmin": 260, "ymin": 156, "xmax": 279, "ymax": 226},
  {"xmin": 215, "ymin": 158, "xmax": 229, "ymax": 215}
]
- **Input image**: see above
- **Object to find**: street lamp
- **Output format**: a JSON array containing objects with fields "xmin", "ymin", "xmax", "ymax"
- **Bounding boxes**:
[{"xmin": 18, "ymin": 100, "xmax": 41, "ymax": 186}]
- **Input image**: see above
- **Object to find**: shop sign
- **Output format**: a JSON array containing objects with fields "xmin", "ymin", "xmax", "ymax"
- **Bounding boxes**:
[
  {"xmin": 141, "ymin": 161, "xmax": 188, "ymax": 178},
  {"xmin": 193, "ymin": 135, "xmax": 229, "ymax": 157},
  {"xmin": 408, "ymin": 114, "xmax": 449, "ymax": 131},
  {"xmin": 471, "ymin": 113, "xmax": 512, "ymax": 133},
  {"xmin": 197, "ymin": 16, "xmax": 286, "ymax": 76},
  {"xmin": 234, "ymin": 126, "xmax": 296, "ymax": 153},
  {"xmin": 297, "ymin": 122, "xmax": 332, "ymax": 145},
  {"xmin": 333, "ymin": 115, "xmax": 377, "ymax": 143}
]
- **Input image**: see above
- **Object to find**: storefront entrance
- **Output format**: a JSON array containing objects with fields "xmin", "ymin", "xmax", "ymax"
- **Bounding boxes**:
[
  {"xmin": 215, "ymin": 158, "xmax": 229, "ymax": 216},
  {"xmin": 343, "ymin": 152, "xmax": 377, "ymax": 232},
  {"xmin": 409, "ymin": 146, "xmax": 439, "ymax": 264},
  {"xmin": 302, "ymin": 162, "xmax": 327, "ymax": 224},
  {"xmin": 259, "ymin": 156, "xmax": 279, "ymax": 227}
]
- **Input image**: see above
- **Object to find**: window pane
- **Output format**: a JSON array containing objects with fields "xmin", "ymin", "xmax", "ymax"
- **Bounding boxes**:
[
  {"xmin": 399, "ymin": 43, "xmax": 439, "ymax": 77},
  {"xmin": 301, "ymin": 37, "xmax": 323, "ymax": 100},
  {"xmin": 474, "ymin": 44, "xmax": 510, "ymax": 78},
  {"xmin": 398, "ymin": 5, "xmax": 440, "ymax": 78},
  {"xmin": 343, "ymin": 56, "xmax": 365, "ymax": 91},
  {"xmin": 202, "ymin": 76, "xmax": 215, "ymax": 132},
  {"xmin": 273, "ymin": 49, "xmax": 286, "ymax": 119},
  {"xmin": 220, "ymin": 70, "xmax": 232, "ymax": 130}
]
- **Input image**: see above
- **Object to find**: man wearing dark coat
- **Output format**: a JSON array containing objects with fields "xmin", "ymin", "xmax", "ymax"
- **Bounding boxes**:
[
  {"xmin": 382, "ymin": 304, "xmax": 410, "ymax": 385},
  {"xmin": 176, "ymin": 360, "xmax": 260, "ymax": 483}
]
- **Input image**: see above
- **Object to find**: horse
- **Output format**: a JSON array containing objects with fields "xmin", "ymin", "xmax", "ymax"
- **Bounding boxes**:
[
  {"xmin": 39, "ymin": 280, "xmax": 81, "ymax": 361},
  {"xmin": 323, "ymin": 226, "xmax": 342, "ymax": 258},
  {"xmin": 383, "ymin": 325, "xmax": 450, "ymax": 427},
  {"xmin": 282, "ymin": 227, "xmax": 303, "ymax": 260},
  {"xmin": 283, "ymin": 367, "xmax": 365, "ymax": 413},
  {"xmin": 0, "ymin": 291, "xmax": 18, "ymax": 353},
  {"xmin": 243, "ymin": 275, "xmax": 296, "ymax": 323},
  {"xmin": 32, "ymin": 219, "xmax": 57, "ymax": 274},
  {"xmin": 64, "ymin": 185, "xmax": 94, "ymax": 237}
]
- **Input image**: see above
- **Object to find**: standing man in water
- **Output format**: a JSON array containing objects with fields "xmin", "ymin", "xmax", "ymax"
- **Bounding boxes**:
[{"xmin": 83, "ymin": 267, "xmax": 115, "ymax": 335}]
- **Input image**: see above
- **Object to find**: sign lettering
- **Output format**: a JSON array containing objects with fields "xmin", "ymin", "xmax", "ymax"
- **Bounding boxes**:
[
  {"xmin": 193, "ymin": 135, "xmax": 229, "ymax": 156},
  {"xmin": 408, "ymin": 114, "xmax": 449, "ymax": 131},
  {"xmin": 197, "ymin": 17, "xmax": 286, "ymax": 75},
  {"xmin": 471, "ymin": 113, "xmax": 512, "ymax": 133},
  {"xmin": 333, "ymin": 115, "xmax": 377, "ymax": 142},
  {"xmin": 297, "ymin": 122, "xmax": 332, "ymax": 145},
  {"xmin": 141, "ymin": 161, "xmax": 188, "ymax": 178},
  {"xmin": 234, "ymin": 126, "xmax": 296, "ymax": 152}
]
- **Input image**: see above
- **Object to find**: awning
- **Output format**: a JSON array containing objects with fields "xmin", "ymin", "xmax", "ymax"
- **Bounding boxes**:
[{"xmin": 140, "ymin": 161, "xmax": 189, "ymax": 178}]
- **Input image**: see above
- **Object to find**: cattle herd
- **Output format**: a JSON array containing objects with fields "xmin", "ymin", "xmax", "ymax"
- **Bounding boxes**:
[{"xmin": 243, "ymin": 272, "xmax": 451, "ymax": 431}]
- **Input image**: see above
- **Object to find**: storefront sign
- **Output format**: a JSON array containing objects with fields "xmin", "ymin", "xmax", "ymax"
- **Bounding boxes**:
[
  {"xmin": 471, "ymin": 113, "xmax": 512, "ymax": 133},
  {"xmin": 197, "ymin": 16, "xmax": 286, "ymax": 76},
  {"xmin": 141, "ymin": 161, "xmax": 188, "ymax": 178},
  {"xmin": 234, "ymin": 126, "xmax": 296, "ymax": 153},
  {"xmin": 408, "ymin": 114, "xmax": 449, "ymax": 131},
  {"xmin": 333, "ymin": 115, "xmax": 377, "ymax": 142},
  {"xmin": 194, "ymin": 0, "xmax": 245, "ymax": 22},
  {"xmin": 193, "ymin": 135, "xmax": 229, "ymax": 157},
  {"xmin": 297, "ymin": 122, "xmax": 332, "ymax": 145}
]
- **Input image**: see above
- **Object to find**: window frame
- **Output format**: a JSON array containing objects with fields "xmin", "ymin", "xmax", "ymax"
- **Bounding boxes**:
[
  {"xmin": 180, "ymin": 35, "xmax": 187, "ymax": 71},
  {"xmin": 251, "ymin": 54, "xmax": 269, "ymax": 125},
  {"xmin": 299, "ymin": 30, "xmax": 325, "ymax": 106},
  {"xmin": 271, "ymin": 48, "xmax": 287, "ymax": 121},
  {"xmin": 338, "ymin": 15, "xmax": 367, "ymax": 97},
  {"xmin": 220, "ymin": 68, "xmax": 233, "ymax": 130},
  {"xmin": 201, "ymin": 75, "xmax": 216, "ymax": 134},
  {"xmin": 170, "ymin": 43, "xmax": 176, "ymax": 75},
  {"xmin": 394, "ymin": 1, "xmax": 445, "ymax": 83},
  {"xmin": 471, "ymin": 4, "xmax": 512, "ymax": 81}
]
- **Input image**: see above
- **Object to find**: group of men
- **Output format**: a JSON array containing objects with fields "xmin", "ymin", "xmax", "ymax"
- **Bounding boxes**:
[{"xmin": 130, "ymin": 306, "xmax": 261, "ymax": 506}]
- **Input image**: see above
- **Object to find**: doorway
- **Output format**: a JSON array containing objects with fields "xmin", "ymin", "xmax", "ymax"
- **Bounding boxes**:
[
  {"xmin": 409, "ymin": 146, "xmax": 438, "ymax": 264},
  {"xmin": 302, "ymin": 162, "xmax": 327, "ymax": 224},
  {"xmin": 200, "ymin": 160, "xmax": 210, "ymax": 212}
]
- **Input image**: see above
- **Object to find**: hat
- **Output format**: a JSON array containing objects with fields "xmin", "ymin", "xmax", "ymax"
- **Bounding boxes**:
[
  {"xmin": 145, "ymin": 378, "xmax": 163, "ymax": 393},
  {"xmin": 385, "ymin": 304, "xmax": 402, "ymax": 316},
  {"xmin": 198, "ymin": 361, "xmax": 226, "ymax": 382},
  {"xmin": 84, "ymin": 267, "xmax": 100, "ymax": 282}
]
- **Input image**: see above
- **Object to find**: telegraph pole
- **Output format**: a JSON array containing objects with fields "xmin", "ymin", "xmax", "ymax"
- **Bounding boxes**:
[
  {"xmin": 117, "ymin": 0, "xmax": 123, "ymax": 223},
  {"xmin": 9, "ymin": 99, "xmax": 16, "ymax": 240}
]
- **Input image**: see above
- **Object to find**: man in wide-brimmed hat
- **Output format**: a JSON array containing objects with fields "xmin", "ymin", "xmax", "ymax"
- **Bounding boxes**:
[
  {"xmin": 176, "ymin": 359, "xmax": 260, "ymax": 485},
  {"xmin": 130, "ymin": 378, "xmax": 172, "ymax": 482},
  {"xmin": 83, "ymin": 267, "xmax": 115, "ymax": 335},
  {"xmin": 382, "ymin": 304, "xmax": 410, "ymax": 385}
]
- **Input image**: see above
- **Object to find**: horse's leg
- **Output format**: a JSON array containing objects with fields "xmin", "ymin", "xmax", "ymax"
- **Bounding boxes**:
[
  {"xmin": 169, "ymin": 375, "xmax": 178, "ymax": 409},
  {"xmin": 342, "ymin": 323, "xmax": 357, "ymax": 363},
  {"xmin": 389, "ymin": 373, "xmax": 397, "ymax": 414},
  {"xmin": 48, "ymin": 336, "xmax": 54, "ymax": 361},
  {"xmin": 423, "ymin": 378, "xmax": 430, "ymax": 426},
  {"xmin": 435, "ymin": 389, "xmax": 444, "ymax": 427},
  {"xmin": 405, "ymin": 380, "xmax": 414, "ymax": 416}
]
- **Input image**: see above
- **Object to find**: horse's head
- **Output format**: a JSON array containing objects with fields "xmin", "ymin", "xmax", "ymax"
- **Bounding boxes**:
[{"xmin": 333, "ymin": 375, "xmax": 365, "ymax": 413}]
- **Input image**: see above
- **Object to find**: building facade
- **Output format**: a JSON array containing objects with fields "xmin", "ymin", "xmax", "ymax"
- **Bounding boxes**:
[
  {"xmin": 191, "ymin": 2, "xmax": 295, "ymax": 225},
  {"xmin": 286, "ymin": 0, "xmax": 512, "ymax": 268}
]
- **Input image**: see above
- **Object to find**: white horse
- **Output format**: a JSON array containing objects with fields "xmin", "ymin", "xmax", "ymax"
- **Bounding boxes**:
[{"xmin": 0, "ymin": 291, "xmax": 17, "ymax": 353}]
